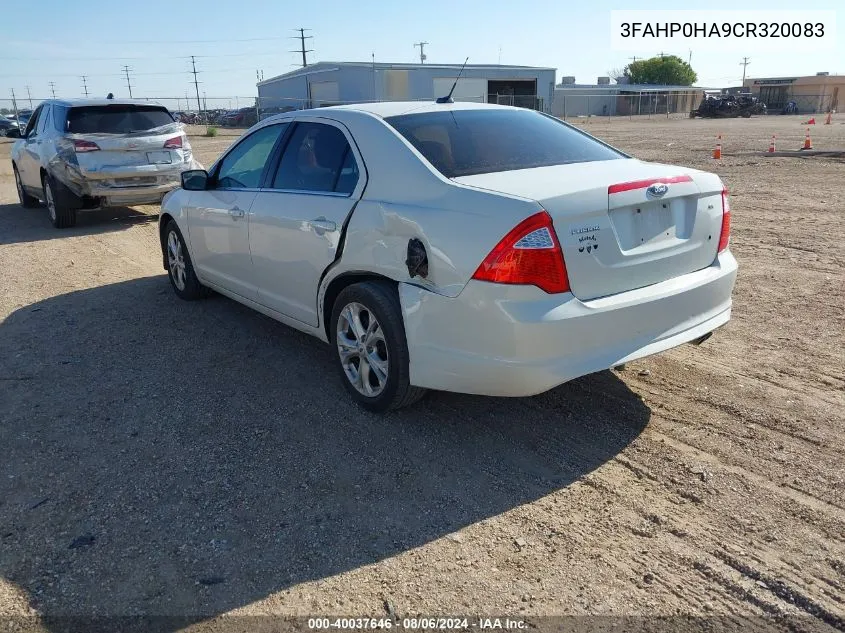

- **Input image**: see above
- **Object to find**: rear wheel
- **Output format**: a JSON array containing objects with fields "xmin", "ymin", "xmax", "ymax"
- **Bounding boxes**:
[
  {"xmin": 331, "ymin": 281, "xmax": 426, "ymax": 412},
  {"xmin": 43, "ymin": 175, "xmax": 78, "ymax": 228},
  {"xmin": 14, "ymin": 165, "xmax": 39, "ymax": 208}
]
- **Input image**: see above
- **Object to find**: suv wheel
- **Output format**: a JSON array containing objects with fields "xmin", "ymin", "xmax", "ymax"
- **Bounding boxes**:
[
  {"xmin": 14, "ymin": 166, "xmax": 39, "ymax": 208},
  {"xmin": 43, "ymin": 175, "xmax": 78, "ymax": 229}
]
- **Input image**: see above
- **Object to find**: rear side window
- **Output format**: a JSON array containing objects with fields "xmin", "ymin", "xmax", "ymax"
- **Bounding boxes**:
[
  {"xmin": 385, "ymin": 109, "xmax": 624, "ymax": 178},
  {"xmin": 272, "ymin": 122, "xmax": 357, "ymax": 194},
  {"xmin": 66, "ymin": 105, "xmax": 174, "ymax": 134}
]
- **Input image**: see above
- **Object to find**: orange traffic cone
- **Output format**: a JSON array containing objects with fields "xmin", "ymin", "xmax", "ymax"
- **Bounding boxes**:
[
  {"xmin": 806, "ymin": 117, "xmax": 816, "ymax": 125},
  {"xmin": 768, "ymin": 135, "xmax": 776, "ymax": 153},
  {"xmin": 802, "ymin": 128, "xmax": 813, "ymax": 150},
  {"xmin": 825, "ymin": 112, "xmax": 832, "ymax": 125},
  {"xmin": 713, "ymin": 134, "xmax": 722, "ymax": 159}
]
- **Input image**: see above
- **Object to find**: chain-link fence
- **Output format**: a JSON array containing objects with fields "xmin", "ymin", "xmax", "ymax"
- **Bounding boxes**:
[{"xmin": 551, "ymin": 91, "xmax": 705, "ymax": 120}]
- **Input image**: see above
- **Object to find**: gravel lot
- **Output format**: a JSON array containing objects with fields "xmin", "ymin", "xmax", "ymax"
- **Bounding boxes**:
[{"xmin": 1, "ymin": 115, "xmax": 843, "ymax": 632}]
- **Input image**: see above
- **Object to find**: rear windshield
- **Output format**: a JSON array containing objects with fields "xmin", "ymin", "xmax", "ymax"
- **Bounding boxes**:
[
  {"xmin": 66, "ymin": 105, "xmax": 174, "ymax": 134},
  {"xmin": 385, "ymin": 109, "xmax": 624, "ymax": 178}
]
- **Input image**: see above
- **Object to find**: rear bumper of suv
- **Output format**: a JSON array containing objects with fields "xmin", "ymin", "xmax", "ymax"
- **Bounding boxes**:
[
  {"xmin": 400, "ymin": 251, "xmax": 738, "ymax": 397},
  {"xmin": 61, "ymin": 161, "xmax": 189, "ymax": 206}
]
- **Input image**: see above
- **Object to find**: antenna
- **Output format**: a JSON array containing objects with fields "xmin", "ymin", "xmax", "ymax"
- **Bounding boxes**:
[
  {"xmin": 414, "ymin": 42, "xmax": 428, "ymax": 64},
  {"xmin": 437, "ymin": 57, "xmax": 469, "ymax": 104}
]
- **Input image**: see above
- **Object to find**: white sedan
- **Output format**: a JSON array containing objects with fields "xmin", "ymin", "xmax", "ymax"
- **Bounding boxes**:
[{"xmin": 159, "ymin": 102, "xmax": 737, "ymax": 411}]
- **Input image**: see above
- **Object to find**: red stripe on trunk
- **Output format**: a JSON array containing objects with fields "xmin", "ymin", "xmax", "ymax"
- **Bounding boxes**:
[{"xmin": 608, "ymin": 174, "xmax": 692, "ymax": 195}]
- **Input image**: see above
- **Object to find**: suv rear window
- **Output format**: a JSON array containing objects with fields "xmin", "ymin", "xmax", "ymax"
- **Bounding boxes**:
[
  {"xmin": 385, "ymin": 109, "xmax": 624, "ymax": 178},
  {"xmin": 66, "ymin": 105, "xmax": 174, "ymax": 134}
]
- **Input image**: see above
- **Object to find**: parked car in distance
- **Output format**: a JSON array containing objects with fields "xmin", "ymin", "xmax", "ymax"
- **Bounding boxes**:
[
  {"xmin": 220, "ymin": 107, "xmax": 257, "ymax": 128},
  {"xmin": 159, "ymin": 102, "xmax": 737, "ymax": 411},
  {"xmin": 0, "ymin": 116, "xmax": 19, "ymax": 137},
  {"xmin": 11, "ymin": 99, "xmax": 201, "ymax": 228}
]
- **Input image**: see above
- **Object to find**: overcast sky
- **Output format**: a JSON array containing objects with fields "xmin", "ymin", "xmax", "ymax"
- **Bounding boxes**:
[{"xmin": 1, "ymin": 0, "xmax": 841, "ymax": 109}]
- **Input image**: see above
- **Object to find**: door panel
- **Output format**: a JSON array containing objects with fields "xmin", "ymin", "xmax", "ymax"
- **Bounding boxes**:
[
  {"xmin": 249, "ymin": 120, "xmax": 363, "ymax": 326},
  {"xmin": 249, "ymin": 192, "xmax": 356, "ymax": 324},
  {"xmin": 17, "ymin": 105, "xmax": 45, "ymax": 190},
  {"xmin": 186, "ymin": 189, "xmax": 258, "ymax": 299},
  {"xmin": 185, "ymin": 122, "xmax": 288, "ymax": 300}
]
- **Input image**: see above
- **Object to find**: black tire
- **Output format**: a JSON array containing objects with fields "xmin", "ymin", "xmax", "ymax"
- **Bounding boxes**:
[
  {"xmin": 13, "ymin": 165, "xmax": 39, "ymax": 208},
  {"xmin": 331, "ymin": 281, "xmax": 427, "ymax": 412},
  {"xmin": 163, "ymin": 220, "xmax": 208, "ymax": 301},
  {"xmin": 43, "ymin": 174, "xmax": 78, "ymax": 228}
]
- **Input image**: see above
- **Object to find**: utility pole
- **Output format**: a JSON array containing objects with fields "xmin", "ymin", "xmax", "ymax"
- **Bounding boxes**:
[
  {"xmin": 49, "ymin": 82, "xmax": 57, "ymax": 98},
  {"xmin": 688, "ymin": 50, "xmax": 692, "ymax": 66},
  {"xmin": 10, "ymin": 89, "xmax": 20, "ymax": 124},
  {"xmin": 414, "ymin": 41, "xmax": 428, "ymax": 64},
  {"xmin": 122, "ymin": 65, "xmax": 133, "ymax": 98},
  {"xmin": 81, "ymin": 76, "xmax": 89, "ymax": 97},
  {"xmin": 190, "ymin": 56, "xmax": 202, "ymax": 117},
  {"xmin": 740, "ymin": 57, "xmax": 751, "ymax": 86},
  {"xmin": 372, "ymin": 52, "xmax": 376, "ymax": 101},
  {"xmin": 291, "ymin": 28, "xmax": 313, "ymax": 68},
  {"xmin": 25, "ymin": 85, "xmax": 33, "ymax": 108},
  {"xmin": 629, "ymin": 56, "xmax": 639, "ymax": 64}
]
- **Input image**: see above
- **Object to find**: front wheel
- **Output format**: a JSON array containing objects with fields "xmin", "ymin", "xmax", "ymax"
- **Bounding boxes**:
[
  {"xmin": 164, "ymin": 220, "xmax": 207, "ymax": 301},
  {"xmin": 331, "ymin": 281, "xmax": 426, "ymax": 412}
]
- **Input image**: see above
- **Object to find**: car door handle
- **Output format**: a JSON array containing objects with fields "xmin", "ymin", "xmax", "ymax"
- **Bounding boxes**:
[
  {"xmin": 229, "ymin": 206, "xmax": 245, "ymax": 219},
  {"xmin": 309, "ymin": 218, "xmax": 336, "ymax": 233}
]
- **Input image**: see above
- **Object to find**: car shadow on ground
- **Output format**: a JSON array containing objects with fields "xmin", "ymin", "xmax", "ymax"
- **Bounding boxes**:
[
  {"xmin": 0, "ymin": 203, "xmax": 158, "ymax": 246},
  {"xmin": 0, "ymin": 277, "xmax": 651, "ymax": 632}
]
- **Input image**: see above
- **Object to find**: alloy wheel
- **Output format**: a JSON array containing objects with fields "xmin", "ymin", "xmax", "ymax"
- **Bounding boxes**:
[
  {"xmin": 167, "ymin": 230, "xmax": 187, "ymax": 291},
  {"xmin": 336, "ymin": 302, "xmax": 389, "ymax": 397},
  {"xmin": 45, "ymin": 181, "xmax": 56, "ymax": 222}
]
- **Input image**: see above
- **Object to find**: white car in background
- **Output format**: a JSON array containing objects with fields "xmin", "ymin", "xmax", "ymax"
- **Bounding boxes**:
[
  {"xmin": 159, "ymin": 102, "xmax": 737, "ymax": 411},
  {"xmin": 11, "ymin": 98, "xmax": 200, "ymax": 228}
]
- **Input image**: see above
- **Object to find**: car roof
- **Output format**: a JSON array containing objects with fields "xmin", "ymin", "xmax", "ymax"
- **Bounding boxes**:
[
  {"xmin": 43, "ymin": 98, "xmax": 168, "ymax": 108},
  {"xmin": 323, "ymin": 100, "xmax": 517, "ymax": 119}
]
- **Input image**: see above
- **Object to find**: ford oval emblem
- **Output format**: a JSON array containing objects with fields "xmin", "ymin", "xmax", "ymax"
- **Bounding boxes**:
[{"xmin": 647, "ymin": 183, "xmax": 669, "ymax": 198}]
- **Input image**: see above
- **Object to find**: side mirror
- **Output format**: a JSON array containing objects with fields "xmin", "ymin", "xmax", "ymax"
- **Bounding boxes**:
[
  {"xmin": 5, "ymin": 128, "xmax": 21, "ymax": 139},
  {"xmin": 181, "ymin": 169, "xmax": 209, "ymax": 191}
]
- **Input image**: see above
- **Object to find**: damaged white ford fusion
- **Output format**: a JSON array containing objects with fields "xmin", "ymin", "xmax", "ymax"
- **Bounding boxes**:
[
  {"xmin": 11, "ymin": 98, "xmax": 201, "ymax": 228},
  {"xmin": 158, "ymin": 101, "xmax": 737, "ymax": 411}
]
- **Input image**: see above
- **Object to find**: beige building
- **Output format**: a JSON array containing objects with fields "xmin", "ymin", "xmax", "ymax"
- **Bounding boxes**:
[{"xmin": 743, "ymin": 73, "xmax": 843, "ymax": 113}]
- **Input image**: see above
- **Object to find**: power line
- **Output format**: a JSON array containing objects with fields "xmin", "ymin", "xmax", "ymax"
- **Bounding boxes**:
[
  {"xmin": 414, "ymin": 41, "xmax": 429, "ymax": 64},
  {"xmin": 81, "ymin": 76, "xmax": 89, "ymax": 97},
  {"xmin": 739, "ymin": 57, "xmax": 751, "ymax": 85},
  {"xmin": 290, "ymin": 28, "xmax": 313, "ymax": 68},
  {"xmin": 122, "ymin": 65, "xmax": 134, "ymax": 97}
]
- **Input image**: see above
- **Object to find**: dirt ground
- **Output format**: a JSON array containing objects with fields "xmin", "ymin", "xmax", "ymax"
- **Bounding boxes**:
[{"xmin": 0, "ymin": 115, "xmax": 843, "ymax": 632}]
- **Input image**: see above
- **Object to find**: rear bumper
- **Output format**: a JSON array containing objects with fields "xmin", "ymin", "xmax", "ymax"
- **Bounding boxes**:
[{"xmin": 400, "ymin": 251, "xmax": 738, "ymax": 397}]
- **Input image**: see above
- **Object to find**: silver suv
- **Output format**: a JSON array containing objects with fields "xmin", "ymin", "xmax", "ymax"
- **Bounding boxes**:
[{"xmin": 11, "ymin": 98, "xmax": 200, "ymax": 228}]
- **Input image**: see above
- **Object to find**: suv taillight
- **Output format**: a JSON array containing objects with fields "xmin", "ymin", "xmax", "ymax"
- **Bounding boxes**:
[
  {"xmin": 472, "ymin": 211, "xmax": 570, "ymax": 294},
  {"xmin": 73, "ymin": 140, "xmax": 100, "ymax": 153},
  {"xmin": 718, "ymin": 188, "xmax": 731, "ymax": 252},
  {"xmin": 163, "ymin": 135, "xmax": 183, "ymax": 149}
]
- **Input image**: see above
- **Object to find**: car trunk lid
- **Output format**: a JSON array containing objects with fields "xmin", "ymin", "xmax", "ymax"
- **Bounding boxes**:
[{"xmin": 453, "ymin": 159, "xmax": 724, "ymax": 301}]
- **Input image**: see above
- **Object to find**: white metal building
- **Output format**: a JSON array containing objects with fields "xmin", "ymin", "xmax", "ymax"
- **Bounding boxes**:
[{"xmin": 256, "ymin": 62, "xmax": 557, "ymax": 116}]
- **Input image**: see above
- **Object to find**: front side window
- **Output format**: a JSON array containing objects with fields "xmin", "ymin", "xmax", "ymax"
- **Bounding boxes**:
[
  {"xmin": 216, "ymin": 123, "xmax": 287, "ymax": 189},
  {"xmin": 23, "ymin": 105, "xmax": 42, "ymax": 138},
  {"xmin": 272, "ymin": 122, "xmax": 358, "ymax": 194},
  {"xmin": 385, "ymin": 109, "xmax": 624, "ymax": 178}
]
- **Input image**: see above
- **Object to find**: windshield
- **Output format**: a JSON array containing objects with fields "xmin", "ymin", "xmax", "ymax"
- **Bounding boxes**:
[
  {"xmin": 66, "ymin": 105, "xmax": 174, "ymax": 134},
  {"xmin": 386, "ymin": 109, "xmax": 624, "ymax": 178}
]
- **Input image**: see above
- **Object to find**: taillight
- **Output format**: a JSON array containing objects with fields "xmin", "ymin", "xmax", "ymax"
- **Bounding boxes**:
[
  {"xmin": 163, "ymin": 135, "xmax": 183, "ymax": 149},
  {"xmin": 73, "ymin": 140, "xmax": 100, "ymax": 153},
  {"xmin": 472, "ymin": 211, "xmax": 570, "ymax": 294},
  {"xmin": 718, "ymin": 188, "xmax": 731, "ymax": 252}
]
